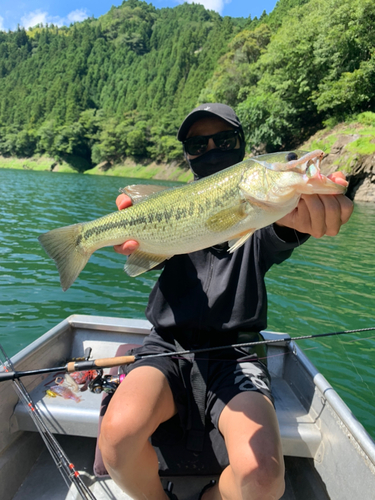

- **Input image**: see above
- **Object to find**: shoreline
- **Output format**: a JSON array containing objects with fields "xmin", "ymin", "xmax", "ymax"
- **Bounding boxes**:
[
  {"xmin": 0, "ymin": 155, "xmax": 194, "ymax": 183},
  {"xmin": 1, "ymin": 119, "xmax": 375, "ymax": 202}
]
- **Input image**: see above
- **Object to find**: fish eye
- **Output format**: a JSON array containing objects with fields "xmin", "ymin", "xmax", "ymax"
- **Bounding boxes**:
[{"xmin": 286, "ymin": 152, "xmax": 298, "ymax": 161}]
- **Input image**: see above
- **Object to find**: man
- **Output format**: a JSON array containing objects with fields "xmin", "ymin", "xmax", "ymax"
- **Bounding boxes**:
[{"xmin": 99, "ymin": 104, "xmax": 353, "ymax": 500}]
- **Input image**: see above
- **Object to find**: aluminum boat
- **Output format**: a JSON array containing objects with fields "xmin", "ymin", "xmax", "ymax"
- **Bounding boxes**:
[{"xmin": 1, "ymin": 315, "xmax": 374, "ymax": 500}]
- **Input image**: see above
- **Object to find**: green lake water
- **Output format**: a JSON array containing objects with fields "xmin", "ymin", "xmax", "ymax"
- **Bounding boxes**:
[{"xmin": 1, "ymin": 168, "xmax": 374, "ymax": 439}]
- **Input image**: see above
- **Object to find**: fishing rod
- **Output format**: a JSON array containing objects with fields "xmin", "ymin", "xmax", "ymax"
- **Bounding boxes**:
[
  {"xmin": 0, "ymin": 343, "xmax": 98, "ymax": 500},
  {"xmin": 1, "ymin": 327, "xmax": 374, "ymax": 383}
]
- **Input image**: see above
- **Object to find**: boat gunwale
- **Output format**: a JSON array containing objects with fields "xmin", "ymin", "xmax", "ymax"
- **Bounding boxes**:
[
  {"xmin": 6, "ymin": 314, "xmax": 375, "ymax": 468},
  {"xmin": 289, "ymin": 341, "xmax": 375, "ymax": 467}
]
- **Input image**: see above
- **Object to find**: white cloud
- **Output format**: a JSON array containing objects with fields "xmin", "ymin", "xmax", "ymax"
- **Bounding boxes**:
[
  {"xmin": 0, "ymin": 16, "xmax": 5, "ymax": 32},
  {"xmin": 67, "ymin": 9, "xmax": 90, "ymax": 24},
  {"xmin": 21, "ymin": 10, "xmax": 48, "ymax": 29},
  {"xmin": 19, "ymin": 9, "xmax": 89, "ymax": 30},
  {"xmin": 182, "ymin": 0, "xmax": 231, "ymax": 14}
]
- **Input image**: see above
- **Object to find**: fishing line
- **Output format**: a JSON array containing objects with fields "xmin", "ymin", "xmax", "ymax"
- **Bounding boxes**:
[
  {"xmin": 269, "ymin": 229, "xmax": 375, "ymax": 402},
  {"xmin": 169, "ymin": 344, "xmax": 320, "ymax": 364},
  {"xmin": 347, "ymin": 335, "xmax": 375, "ymax": 343},
  {"xmin": 0, "ymin": 343, "xmax": 97, "ymax": 500},
  {"xmin": 137, "ymin": 327, "xmax": 375, "ymax": 361},
  {"xmin": 336, "ymin": 331, "xmax": 375, "ymax": 400}
]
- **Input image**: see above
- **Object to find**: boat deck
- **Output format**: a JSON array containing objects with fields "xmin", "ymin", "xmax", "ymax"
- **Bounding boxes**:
[
  {"xmin": 2, "ymin": 315, "xmax": 375, "ymax": 500},
  {"xmin": 12, "ymin": 435, "xmax": 329, "ymax": 500},
  {"xmin": 12, "ymin": 373, "xmax": 322, "ymax": 460}
]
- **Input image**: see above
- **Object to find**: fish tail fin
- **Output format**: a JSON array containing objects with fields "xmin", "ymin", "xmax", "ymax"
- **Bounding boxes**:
[{"xmin": 38, "ymin": 223, "xmax": 90, "ymax": 291}]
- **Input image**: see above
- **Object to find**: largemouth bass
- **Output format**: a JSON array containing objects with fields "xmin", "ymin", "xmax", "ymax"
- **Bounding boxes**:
[{"xmin": 38, "ymin": 150, "xmax": 346, "ymax": 291}]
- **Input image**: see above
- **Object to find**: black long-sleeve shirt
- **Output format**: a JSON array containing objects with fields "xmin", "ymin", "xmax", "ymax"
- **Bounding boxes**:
[{"xmin": 146, "ymin": 224, "xmax": 308, "ymax": 346}]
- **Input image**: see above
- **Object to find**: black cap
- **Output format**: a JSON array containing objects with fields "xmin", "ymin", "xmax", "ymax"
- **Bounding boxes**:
[{"xmin": 177, "ymin": 103, "xmax": 243, "ymax": 142}]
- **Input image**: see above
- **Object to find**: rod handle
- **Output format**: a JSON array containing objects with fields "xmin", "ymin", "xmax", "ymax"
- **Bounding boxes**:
[
  {"xmin": 66, "ymin": 355, "xmax": 136, "ymax": 372},
  {"xmin": 93, "ymin": 356, "xmax": 137, "ymax": 368},
  {"xmin": 0, "ymin": 371, "xmax": 15, "ymax": 381}
]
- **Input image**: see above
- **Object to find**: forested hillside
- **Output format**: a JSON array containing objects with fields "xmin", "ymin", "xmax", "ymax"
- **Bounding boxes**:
[{"xmin": 0, "ymin": 0, "xmax": 374, "ymax": 171}]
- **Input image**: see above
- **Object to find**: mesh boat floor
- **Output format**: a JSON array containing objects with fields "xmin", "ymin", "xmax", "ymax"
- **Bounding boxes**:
[{"xmin": 12, "ymin": 435, "xmax": 329, "ymax": 500}]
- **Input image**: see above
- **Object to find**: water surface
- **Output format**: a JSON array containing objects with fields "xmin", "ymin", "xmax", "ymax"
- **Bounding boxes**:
[{"xmin": 0, "ymin": 168, "xmax": 374, "ymax": 439}]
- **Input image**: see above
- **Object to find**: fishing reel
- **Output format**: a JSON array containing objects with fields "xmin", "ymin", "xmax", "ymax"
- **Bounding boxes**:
[
  {"xmin": 89, "ymin": 369, "xmax": 126, "ymax": 394},
  {"xmin": 73, "ymin": 346, "xmax": 126, "ymax": 394}
]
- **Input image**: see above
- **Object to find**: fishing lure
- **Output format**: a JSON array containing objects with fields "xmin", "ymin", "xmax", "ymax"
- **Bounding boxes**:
[
  {"xmin": 49, "ymin": 383, "xmax": 82, "ymax": 403},
  {"xmin": 70, "ymin": 369, "xmax": 98, "ymax": 391}
]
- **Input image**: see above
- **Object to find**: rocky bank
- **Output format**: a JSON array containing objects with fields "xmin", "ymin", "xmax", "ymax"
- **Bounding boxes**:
[{"xmin": 302, "ymin": 122, "xmax": 375, "ymax": 203}]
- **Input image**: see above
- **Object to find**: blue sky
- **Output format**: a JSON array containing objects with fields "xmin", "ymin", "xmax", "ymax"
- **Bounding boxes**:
[{"xmin": 0, "ymin": 1, "xmax": 278, "ymax": 31}]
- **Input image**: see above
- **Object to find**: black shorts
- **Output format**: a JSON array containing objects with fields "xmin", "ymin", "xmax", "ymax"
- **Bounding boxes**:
[{"xmin": 122, "ymin": 329, "xmax": 273, "ymax": 434}]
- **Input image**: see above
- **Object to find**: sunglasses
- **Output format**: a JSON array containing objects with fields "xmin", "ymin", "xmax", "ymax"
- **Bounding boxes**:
[{"xmin": 183, "ymin": 129, "xmax": 239, "ymax": 156}]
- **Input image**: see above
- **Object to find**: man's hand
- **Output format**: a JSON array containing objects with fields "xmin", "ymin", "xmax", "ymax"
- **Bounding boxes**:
[
  {"xmin": 275, "ymin": 172, "xmax": 354, "ymax": 238},
  {"xmin": 113, "ymin": 194, "xmax": 140, "ymax": 255}
]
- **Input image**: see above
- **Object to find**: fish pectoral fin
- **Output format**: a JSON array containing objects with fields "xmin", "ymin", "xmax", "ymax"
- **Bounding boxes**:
[
  {"xmin": 228, "ymin": 229, "xmax": 256, "ymax": 253},
  {"xmin": 124, "ymin": 250, "xmax": 170, "ymax": 277},
  {"xmin": 120, "ymin": 184, "xmax": 170, "ymax": 204},
  {"xmin": 206, "ymin": 202, "xmax": 248, "ymax": 233}
]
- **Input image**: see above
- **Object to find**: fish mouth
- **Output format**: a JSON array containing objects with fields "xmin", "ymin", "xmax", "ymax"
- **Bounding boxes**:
[
  {"xmin": 303, "ymin": 173, "xmax": 347, "ymax": 194},
  {"xmin": 289, "ymin": 150, "xmax": 325, "ymax": 174},
  {"xmin": 254, "ymin": 149, "xmax": 347, "ymax": 195}
]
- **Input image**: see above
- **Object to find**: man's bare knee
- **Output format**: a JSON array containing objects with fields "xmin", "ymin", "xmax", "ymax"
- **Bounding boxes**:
[
  {"xmin": 99, "ymin": 366, "xmax": 177, "ymax": 471},
  {"xmin": 240, "ymin": 455, "xmax": 285, "ymax": 499},
  {"xmin": 219, "ymin": 392, "xmax": 285, "ymax": 500},
  {"xmin": 99, "ymin": 408, "xmax": 145, "ymax": 468}
]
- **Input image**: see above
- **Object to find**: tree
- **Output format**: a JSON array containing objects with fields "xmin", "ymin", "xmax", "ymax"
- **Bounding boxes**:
[
  {"xmin": 1, "ymin": 0, "xmax": 373, "ymax": 163},
  {"xmin": 235, "ymin": 0, "xmax": 375, "ymax": 150}
]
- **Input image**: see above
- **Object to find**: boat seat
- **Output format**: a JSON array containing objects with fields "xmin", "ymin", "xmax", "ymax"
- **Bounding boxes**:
[{"xmin": 12, "ymin": 343, "xmax": 322, "ymax": 460}]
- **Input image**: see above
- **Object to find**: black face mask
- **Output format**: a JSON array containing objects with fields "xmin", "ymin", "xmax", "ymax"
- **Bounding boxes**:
[{"xmin": 188, "ymin": 146, "xmax": 245, "ymax": 180}]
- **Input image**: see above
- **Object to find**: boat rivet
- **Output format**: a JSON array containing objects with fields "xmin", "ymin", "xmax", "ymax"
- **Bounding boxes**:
[{"xmin": 315, "ymin": 442, "xmax": 324, "ymax": 464}]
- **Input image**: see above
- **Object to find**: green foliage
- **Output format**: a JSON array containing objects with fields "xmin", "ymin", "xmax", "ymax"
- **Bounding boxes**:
[
  {"xmin": 91, "ymin": 117, "xmax": 126, "ymax": 164},
  {"xmin": 147, "ymin": 135, "xmax": 182, "ymax": 162},
  {"xmin": 0, "ymin": 127, "xmax": 37, "ymax": 157},
  {"xmin": 232, "ymin": 0, "xmax": 375, "ymax": 151},
  {"xmin": 237, "ymin": 89, "xmax": 296, "ymax": 150},
  {"xmin": 309, "ymin": 134, "xmax": 339, "ymax": 154},
  {"xmin": 322, "ymin": 117, "xmax": 341, "ymax": 130},
  {"xmin": 346, "ymin": 137, "xmax": 375, "ymax": 155},
  {"xmin": 126, "ymin": 128, "xmax": 146, "ymax": 156},
  {"xmin": 0, "ymin": 1, "xmax": 236, "ymax": 168},
  {"xmin": 199, "ymin": 24, "xmax": 271, "ymax": 107},
  {"xmin": 0, "ymin": 0, "xmax": 374, "ymax": 169},
  {"xmin": 0, "ymin": 155, "xmax": 76, "ymax": 173},
  {"xmin": 311, "ymin": 0, "xmax": 375, "ymax": 118},
  {"xmin": 301, "ymin": 118, "xmax": 375, "ymax": 166},
  {"xmin": 266, "ymin": 0, "xmax": 311, "ymax": 28},
  {"xmin": 355, "ymin": 112, "xmax": 375, "ymax": 127}
]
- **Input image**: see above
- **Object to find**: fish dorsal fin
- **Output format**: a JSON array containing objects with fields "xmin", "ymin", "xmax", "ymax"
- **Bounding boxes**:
[
  {"xmin": 120, "ymin": 184, "xmax": 170, "ymax": 204},
  {"xmin": 124, "ymin": 250, "xmax": 170, "ymax": 277},
  {"xmin": 206, "ymin": 202, "xmax": 248, "ymax": 233},
  {"xmin": 228, "ymin": 229, "xmax": 255, "ymax": 253}
]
